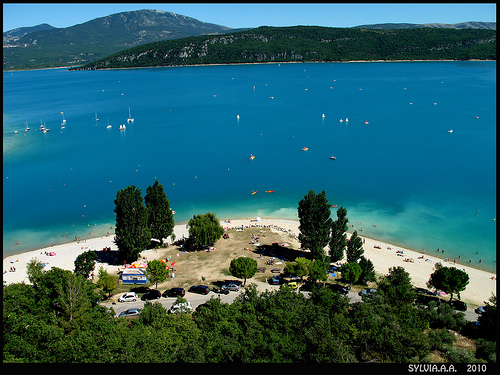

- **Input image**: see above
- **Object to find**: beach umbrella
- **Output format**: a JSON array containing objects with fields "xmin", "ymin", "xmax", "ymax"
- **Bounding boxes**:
[
  {"xmin": 49, "ymin": 251, "xmax": 56, "ymax": 256},
  {"xmin": 171, "ymin": 262, "xmax": 178, "ymax": 266},
  {"xmin": 256, "ymin": 217, "xmax": 262, "ymax": 221},
  {"xmin": 159, "ymin": 259, "xmax": 167, "ymax": 263},
  {"xmin": 330, "ymin": 272, "xmax": 336, "ymax": 278}
]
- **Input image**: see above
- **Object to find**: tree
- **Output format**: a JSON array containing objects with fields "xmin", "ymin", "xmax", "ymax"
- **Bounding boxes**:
[
  {"xmin": 346, "ymin": 230, "xmax": 364, "ymax": 263},
  {"xmin": 74, "ymin": 250, "xmax": 98, "ymax": 279},
  {"xmin": 145, "ymin": 180, "xmax": 175, "ymax": 246},
  {"xmin": 358, "ymin": 256, "xmax": 376, "ymax": 285},
  {"xmin": 229, "ymin": 257, "xmax": 257, "ymax": 286},
  {"xmin": 308, "ymin": 259, "xmax": 329, "ymax": 284},
  {"xmin": 378, "ymin": 266, "xmax": 416, "ymax": 306},
  {"xmin": 57, "ymin": 273, "xmax": 92, "ymax": 324},
  {"xmin": 145, "ymin": 259, "xmax": 170, "ymax": 289},
  {"xmin": 340, "ymin": 262, "xmax": 362, "ymax": 289},
  {"xmin": 329, "ymin": 206, "xmax": 349, "ymax": 263},
  {"xmin": 187, "ymin": 212, "xmax": 224, "ymax": 248},
  {"xmin": 284, "ymin": 257, "xmax": 310, "ymax": 282},
  {"xmin": 96, "ymin": 266, "xmax": 118, "ymax": 299},
  {"xmin": 427, "ymin": 265, "xmax": 470, "ymax": 301},
  {"xmin": 114, "ymin": 185, "xmax": 151, "ymax": 262},
  {"xmin": 297, "ymin": 190, "xmax": 333, "ymax": 260},
  {"xmin": 26, "ymin": 257, "xmax": 45, "ymax": 286}
]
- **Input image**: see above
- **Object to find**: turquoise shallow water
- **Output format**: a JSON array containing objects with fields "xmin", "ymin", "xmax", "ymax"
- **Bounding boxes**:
[{"xmin": 3, "ymin": 61, "xmax": 496, "ymax": 272}]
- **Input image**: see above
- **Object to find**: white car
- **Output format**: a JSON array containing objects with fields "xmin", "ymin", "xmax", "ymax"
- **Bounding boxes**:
[
  {"xmin": 118, "ymin": 292, "xmax": 138, "ymax": 302},
  {"xmin": 168, "ymin": 302, "xmax": 193, "ymax": 314}
]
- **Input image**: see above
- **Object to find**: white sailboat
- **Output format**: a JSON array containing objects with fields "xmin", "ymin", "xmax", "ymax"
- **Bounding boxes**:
[
  {"xmin": 106, "ymin": 118, "xmax": 112, "ymax": 129},
  {"xmin": 95, "ymin": 111, "xmax": 99, "ymax": 122},
  {"xmin": 25, "ymin": 122, "xmax": 30, "ymax": 132},
  {"xmin": 127, "ymin": 107, "xmax": 134, "ymax": 123},
  {"xmin": 61, "ymin": 112, "xmax": 66, "ymax": 124}
]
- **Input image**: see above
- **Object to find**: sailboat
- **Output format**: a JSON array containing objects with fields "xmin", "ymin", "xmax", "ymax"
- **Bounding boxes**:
[
  {"xmin": 24, "ymin": 122, "xmax": 30, "ymax": 132},
  {"xmin": 106, "ymin": 118, "xmax": 112, "ymax": 129},
  {"xmin": 95, "ymin": 111, "xmax": 99, "ymax": 122},
  {"xmin": 61, "ymin": 112, "xmax": 66, "ymax": 124},
  {"xmin": 14, "ymin": 127, "xmax": 18, "ymax": 134},
  {"xmin": 127, "ymin": 107, "xmax": 134, "ymax": 123}
]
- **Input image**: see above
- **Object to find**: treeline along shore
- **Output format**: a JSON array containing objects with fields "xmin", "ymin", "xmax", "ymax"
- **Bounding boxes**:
[{"xmin": 70, "ymin": 26, "xmax": 496, "ymax": 71}]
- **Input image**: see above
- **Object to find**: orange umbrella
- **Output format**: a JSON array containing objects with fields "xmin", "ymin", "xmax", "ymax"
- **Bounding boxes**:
[
  {"xmin": 159, "ymin": 259, "xmax": 167, "ymax": 263},
  {"xmin": 171, "ymin": 262, "xmax": 178, "ymax": 266}
]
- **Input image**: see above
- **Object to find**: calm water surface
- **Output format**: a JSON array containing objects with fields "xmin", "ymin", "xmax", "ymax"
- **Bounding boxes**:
[{"xmin": 3, "ymin": 62, "xmax": 496, "ymax": 272}]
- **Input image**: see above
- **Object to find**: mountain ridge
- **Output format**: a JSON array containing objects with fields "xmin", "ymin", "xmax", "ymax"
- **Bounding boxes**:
[{"xmin": 3, "ymin": 9, "xmax": 496, "ymax": 71}]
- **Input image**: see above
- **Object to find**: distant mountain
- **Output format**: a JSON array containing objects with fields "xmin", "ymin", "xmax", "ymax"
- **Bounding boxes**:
[
  {"xmin": 3, "ymin": 9, "xmax": 231, "ymax": 70},
  {"xmin": 71, "ymin": 26, "xmax": 496, "ymax": 71},
  {"xmin": 353, "ymin": 21, "xmax": 496, "ymax": 30},
  {"xmin": 3, "ymin": 23, "xmax": 56, "ymax": 42}
]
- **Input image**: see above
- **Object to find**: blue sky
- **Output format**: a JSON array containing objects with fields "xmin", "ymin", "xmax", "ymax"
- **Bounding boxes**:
[{"xmin": 3, "ymin": 3, "xmax": 496, "ymax": 32}]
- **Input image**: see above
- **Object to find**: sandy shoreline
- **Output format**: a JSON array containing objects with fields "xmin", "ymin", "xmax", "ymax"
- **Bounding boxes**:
[{"xmin": 3, "ymin": 218, "xmax": 496, "ymax": 307}]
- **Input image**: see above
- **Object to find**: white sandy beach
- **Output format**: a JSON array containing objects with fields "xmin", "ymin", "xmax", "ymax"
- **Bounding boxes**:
[{"xmin": 3, "ymin": 218, "xmax": 496, "ymax": 307}]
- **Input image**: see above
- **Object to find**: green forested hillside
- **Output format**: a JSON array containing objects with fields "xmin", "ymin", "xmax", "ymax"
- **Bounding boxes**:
[{"xmin": 71, "ymin": 26, "xmax": 496, "ymax": 70}]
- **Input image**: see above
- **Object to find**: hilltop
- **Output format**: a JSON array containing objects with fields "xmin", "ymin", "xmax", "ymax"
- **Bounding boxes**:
[
  {"xmin": 3, "ymin": 9, "xmax": 231, "ymax": 71},
  {"xmin": 71, "ymin": 25, "xmax": 496, "ymax": 70}
]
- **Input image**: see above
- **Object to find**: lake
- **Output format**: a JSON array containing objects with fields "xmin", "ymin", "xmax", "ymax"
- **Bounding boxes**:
[{"xmin": 3, "ymin": 61, "xmax": 496, "ymax": 272}]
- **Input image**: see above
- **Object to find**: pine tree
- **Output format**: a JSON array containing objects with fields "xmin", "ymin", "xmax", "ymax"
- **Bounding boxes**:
[
  {"xmin": 329, "ymin": 206, "xmax": 349, "ymax": 263},
  {"xmin": 145, "ymin": 180, "xmax": 175, "ymax": 246},
  {"xmin": 346, "ymin": 230, "xmax": 364, "ymax": 263},
  {"xmin": 297, "ymin": 190, "xmax": 332, "ymax": 260},
  {"xmin": 114, "ymin": 185, "xmax": 151, "ymax": 262}
]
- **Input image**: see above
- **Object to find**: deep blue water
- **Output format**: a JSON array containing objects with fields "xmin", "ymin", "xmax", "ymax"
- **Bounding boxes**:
[{"xmin": 3, "ymin": 62, "xmax": 496, "ymax": 272}]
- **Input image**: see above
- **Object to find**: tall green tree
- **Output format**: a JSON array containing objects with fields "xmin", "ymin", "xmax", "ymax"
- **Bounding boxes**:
[
  {"xmin": 187, "ymin": 212, "xmax": 224, "ymax": 248},
  {"xmin": 378, "ymin": 266, "xmax": 416, "ymax": 306},
  {"xmin": 145, "ymin": 180, "xmax": 175, "ymax": 246},
  {"xmin": 297, "ymin": 190, "xmax": 333, "ymax": 260},
  {"xmin": 114, "ymin": 185, "xmax": 151, "ymax": 262},
  {"xmin": 229, "ymin": 257, "xmax": 257, "ymax": 286},
  {"xmin": 96, "ymin": 266, "xmax": 118, "ymax": 299},
  {"xmin": 340, "ymin": 262, "xmax": 362, "ymax": 289},
  {"xmin": 329, "ymin": 206, "xmax": 349, "ymax": 263},
  {"xmin": 427, "ymin": 265, "xmax": 470, "ymax": 301},
  {"xmin": 57, "ymin": 273, "xmax": 92, "ymax": 324},
  {"xmin": 357, "ymin": 256, "xmax": 376, "ymax": 285},
  {"xmin": 346, "ymin": 230, "xmax": 364, "ymax": 263},
  {"xmin": 74, "ymin": 250, "xmax": 98, "ymax": 279},
  {"xmin": 145, "ymin": 259, "xmax": 170, "ymax": 289}
]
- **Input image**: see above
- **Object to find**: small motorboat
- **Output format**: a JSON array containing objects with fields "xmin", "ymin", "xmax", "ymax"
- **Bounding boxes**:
[
  {"xmin": 448, "ymin": 129, "xmax": 453, "ymax": 133},
  {"xmin": 302, "ymin": 147, "xmax": 308, "ymax": 151},
  {"xmin": 329, "ymin": 156, "xmax": 336, "ymax": 160},
  {"xmin": 364, "ymin": 121, "xmax": 369, "ymax": 124}
]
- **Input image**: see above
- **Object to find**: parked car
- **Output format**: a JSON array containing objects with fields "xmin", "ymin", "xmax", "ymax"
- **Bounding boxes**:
[
  {"xmin": 330, "ymin": 284, "xmax": 349, "ymax": 295},
  {"xmin": 269, "ymin": 275, "xmax": 281, "ymax": 285},
  {"xmin": 221, "ymin": 281, "xmax": 240, "ymax": 292},
  {"xmin": 141, "ymin": 289, "xmax": 161, "ymax": 301},
  {"xmin": 358, "ymin": 288, "xmax": 377, "ymax": 297},
  {"xmin": 119, "ymin": 308, "xmax": 141, "ymax": 317},
  {"xmin": 416, "ymin": 295, "xmax": 443, "ymax": 307},
  {"xmin": 188, "ymin": 285, "xmax": 210, "ymax": 295},
  {"xmin": 168, "ymin": 302, "xmax": 193, "ymax": 314},
  {"xmin": 285, "ymin": 281, "xmax": 298, "ymax": 289},
  {"xmin": 118, "ymin": 292, "xmax": 138, "ymax": 302},
  {"xmin": 162, "ymin": 287, "xmax": 185, "ymax": 298},
  {"xmin": 474, "ymin": 306, "xmax": 486, "ymax": 314},
  {"xmin": 449, "ymin": 300, "xmax": 467, "ymax": 311},
  {"xmin": 212, "ymin": 286, "xmax": 230, "ymax": 295}
]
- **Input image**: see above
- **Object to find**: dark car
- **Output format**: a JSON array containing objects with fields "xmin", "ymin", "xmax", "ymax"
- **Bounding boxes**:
[
  {"xmin": 141, "ymin": 289, "xmax": 161, "ymax": 301},
  {"xmin": 449, "ymin": 300, "xmax": 467, "ymax": 311},
  {"xmin": 330, "ymin": 284, "xmax": 349, "ymax": 295},
  {"xmin": 162, "ymin": 287, "xmax": 186, "ymax": 298},
  {"xmin": 358, "ymin": 288, "xmax": 377, "ymax": 297},
  {"xmin": 188, "ymin": 285, "xmax": 210, "ymax": 295},
  {"xmin": 416, "ymin": 295, "xmax": 443, "ymax": 307}
]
